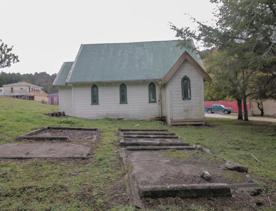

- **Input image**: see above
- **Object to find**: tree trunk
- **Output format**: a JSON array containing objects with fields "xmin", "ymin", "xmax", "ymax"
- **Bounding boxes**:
[
  {"xmin": 257, "ymin": 101, "xmax": 264, "ymax": 116},
  {"xmin": 243, "ymin": 96, "xmax": 249, "ymax": 121},
  {"xmin": 237, "ymin": 98, "xmax": 243, "ymax": 120}
]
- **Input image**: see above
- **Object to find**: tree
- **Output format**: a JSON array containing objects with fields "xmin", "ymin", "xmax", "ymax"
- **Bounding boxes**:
[
  {"xmin": 0, "ymin": 39, "xmax": 19, "ymax": 69},
  {"xmin": 250, "ymin": 72, "xmax": 276, "ymax": 115},
  {"xmin": 0, "ymin": 71, "xmax": 58, "ymax": 93},
  {"xmin": 171, "ymin": 0, "xmax": 276, "ymax": 121},
  {"xmin": 204, "ymin": 50, "xmax": 246, "ymax": 119}
]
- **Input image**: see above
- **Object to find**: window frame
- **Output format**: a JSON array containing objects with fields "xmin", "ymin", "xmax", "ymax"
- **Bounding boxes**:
[
  {"xmin": 148, "ymin": 82, "xmax": 157, "ymax": 103},
  {"xmin": 119, "ymin": 83, "xmax": 128, "ymax": 104},
  {"xmin": 181, "ymin": 76, "xmax": 191, "ymax": 100},
  {"xmin": 91, "ymin": 84, "xmax": 99, "ymax": 105}
]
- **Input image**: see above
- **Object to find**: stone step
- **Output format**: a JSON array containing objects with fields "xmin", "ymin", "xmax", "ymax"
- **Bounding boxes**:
[
  {"xmin": 120, "ymin": 140, "xmax": 190, "ymax": 147},
  {"xmin": 122, "ymin": 135, "xmax": 179, "ymax": 139},
  {"xmin": 125, "ymin": 145, "xmax": 196, "ymax": 151},
  {"xmin": 139, "ymin": 183, "xmax": 232, "ymax": 198},
  {"xmin": 122, "ymin": 132, "xmax": 175, "ymax": 136},
  {"xmin": 119, "ymin": 129, "xmax": 168, "ymax": 132}
]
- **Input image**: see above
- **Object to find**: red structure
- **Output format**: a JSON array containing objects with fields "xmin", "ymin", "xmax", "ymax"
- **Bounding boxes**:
[{"xmin": 204, "ymin": 100, "xmax": 250, "ymax": 113}]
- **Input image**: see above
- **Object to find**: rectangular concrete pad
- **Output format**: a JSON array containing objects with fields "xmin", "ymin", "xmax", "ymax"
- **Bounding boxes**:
[
  {"xmin": 0, "ymin": 143, "xmax": 90, "ymax": 158},
  {"xmin": 122, "ymin": 150, "xmax": 251, "ymax": 202}
]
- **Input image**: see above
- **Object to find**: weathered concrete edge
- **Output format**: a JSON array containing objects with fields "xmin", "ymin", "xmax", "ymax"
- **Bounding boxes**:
[
  {"xmin": 139, "ymin": 183, "xmax": 232, "ymax": 198},
  {"xmin": 125, "ymin": 145, "xmax": 197, "ymax": 151},
  {"xmin": 16, "ymin": 128, "xmax": 47, "ymax": 140},
  {"xmin": 0, "ymin": 155, "xmax": 91, "ymax": 159},
  {"xmin": 47, "ymin": 126, "xmax": 98, "ymax": 131},
  {"xmin": 123, "ymin": 132, "xmax": 175, "ymax": 135},
  {"xmin": 119, "ymin": 128, "xmax": 168, "ymax": 132},
  {"xmin": 120, "ymin": 140, "xmax": 190, "ymax": 147},
  {"xmin": 17, "ymin": 136, "xmax": 69, "ymax": 141},
  {"xmin": 123, "ymin": 135, "xmax": 179, "ymax": 139},
  {"xmin": 119, "ymin": 149, "xmax": 144, "ymax": 208}
]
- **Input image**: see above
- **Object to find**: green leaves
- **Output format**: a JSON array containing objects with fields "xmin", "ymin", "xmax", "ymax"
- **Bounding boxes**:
[{"xmin": 0, "ymin": 39, "xmax": 19, "ymax": 69}]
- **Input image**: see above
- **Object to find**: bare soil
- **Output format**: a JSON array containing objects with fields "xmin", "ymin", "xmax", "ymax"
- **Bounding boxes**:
[
  {"xmin": 26, "ymin": 128, "xmax": 97, "ymax": 145},
  {"xmin": 0, "ymin": 143, "xmax": 91, "ymax": 158},
  {"xmin": 0, "ymin": 128, "xmax": 98, "ymax": 159}
]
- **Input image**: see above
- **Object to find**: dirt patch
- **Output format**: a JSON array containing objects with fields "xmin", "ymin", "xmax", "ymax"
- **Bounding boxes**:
[
  {"xmin": 0, "ymin": 127, "xmax": 99, "ymax": 159},
  {"xmin": 17, "ymin": 127, "xmax": 98, "ymax": 145},
  {"xmin": 0, "ymin": 143, "xmax": 91, "ymax": 158}
]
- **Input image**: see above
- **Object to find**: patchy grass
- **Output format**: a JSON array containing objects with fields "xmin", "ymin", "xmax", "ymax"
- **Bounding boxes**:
[
  {"xmin": 164, "ymin": 150, "xmax": 224, "ymax": 164},
  {"xmin": 0, "ymin": 97, "xmax": 275, "ymax": 210},
  {"xmin": 171, "ymin": 120, "xmax": 276, "ymax": 193}
]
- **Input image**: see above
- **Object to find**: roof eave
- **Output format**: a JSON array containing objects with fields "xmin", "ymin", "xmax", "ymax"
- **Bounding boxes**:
[
  {"xmin": 66, "ymin": 78, "xmax": 162, "ymax": 86},
  {"xmin": 162, "ymin": 52, "xmax": 211, "ymax": 84}
]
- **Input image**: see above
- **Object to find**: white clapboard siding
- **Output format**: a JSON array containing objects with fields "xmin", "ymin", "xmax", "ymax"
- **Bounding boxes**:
[
  {"xmin": 166, "ymin": 61, "xmax": 204, "ymax": 122},
  {"xmin": 71, "ymin": 82, "xmax": 160, "ymax": 119},
  {"xmin": 58, "ymin": 87, "xmax": 73, "ymax": 115}
]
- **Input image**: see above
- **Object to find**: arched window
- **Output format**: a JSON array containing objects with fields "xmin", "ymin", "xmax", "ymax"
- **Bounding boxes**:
[
  {"xmin": 148, "ymin": 82, "xmax": 156, "ymax": 103},
  {"xmin": 181, "ymin": 76, "xmax": 191, "ymax": 100},
  {"xmin": 120, "ymin": 83, "xmax": 127, "ymax": 104},
  {"xmin": 91, "ymin": 85, "xmax": 99, "ymax": 105}
]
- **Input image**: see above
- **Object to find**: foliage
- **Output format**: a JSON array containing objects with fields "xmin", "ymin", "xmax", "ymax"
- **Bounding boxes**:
[
  {"xmin": 0, "ymin": 40, "xmax": 19, "ymax": 68},
  {"xmin": 204, "ymin": 50, "xmax": 252, "ymax": 100},
  {"xmin": 171, "ymin": 0, "xmax": 276, "ymax": 120},
  {"xmin": 0, "ymin": 71, "xmax": 57, "ymax": 93},
  {"xmin": 0, "ymin": 98, "xmax": 275, "ymax": 210}
]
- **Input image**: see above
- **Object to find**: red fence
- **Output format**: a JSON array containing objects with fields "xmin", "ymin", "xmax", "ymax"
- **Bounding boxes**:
[{"xmin": 204, "ymin": 100, "xmax": 250, "ymax": 113}]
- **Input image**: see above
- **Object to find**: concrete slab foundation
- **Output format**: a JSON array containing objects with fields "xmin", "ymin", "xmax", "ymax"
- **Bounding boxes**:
[
  {"xmin": 119, "ymin": 129, "xmax": 257, "ymax": 208},
  {"xmin": 0, "ymin": 127, "xmax": 99, "ymax": 159},
  {"xmin": 0, "ymin": 143, "xmax": 90, "ymax": 159}
]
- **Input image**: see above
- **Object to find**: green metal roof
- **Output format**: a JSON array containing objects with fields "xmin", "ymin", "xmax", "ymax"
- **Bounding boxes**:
[
  {"xmin": 53, "ymin": 62, "xmax": 73, "ymax": 86},
  {"xmin": 66, "ymin": 40, "xmax": 202, "ymax": 84}
]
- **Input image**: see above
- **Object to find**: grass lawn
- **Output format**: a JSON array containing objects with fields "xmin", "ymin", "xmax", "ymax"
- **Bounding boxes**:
[{"xmin": 0, "ymin": 97, "xmax": 275, "ymax": 210}]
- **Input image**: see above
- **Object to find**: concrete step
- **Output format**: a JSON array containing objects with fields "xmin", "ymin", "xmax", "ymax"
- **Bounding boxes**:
[
  {"xmin": 125, "ymin": 145, "xmax": 196, "ymax": 151},
  {"xmin": 122, "ymin": 132, "xmax": 175, "ymax": 136},
  {"xmin": 120, "ymin": 140, "xmax": 190, "ymax": 147},
  {"xmin": 139, "ymin": 183, "xmax": 232, "ymax": 198},
  {"xmin": 119, "ymin": 129, "xmax": 168, "ymax": 132},
  {"xmin": 122, "ymin": 135, "xmax": 179, "ymax": 139}
]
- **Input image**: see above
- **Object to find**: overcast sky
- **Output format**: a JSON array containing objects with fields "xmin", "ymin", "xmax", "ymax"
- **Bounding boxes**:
[{"xmin": 1, "ymin": 0, "xmax": 216, "ymax": 74}]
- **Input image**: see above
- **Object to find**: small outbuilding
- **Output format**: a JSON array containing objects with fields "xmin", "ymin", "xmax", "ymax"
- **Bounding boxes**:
[
  {"xmin": 2, "ymin": 81, "xmax": 48, "ymax": 102},
  {"xmin": 53, "ymin": 40, "xmax": 210, "ymax": 125}
]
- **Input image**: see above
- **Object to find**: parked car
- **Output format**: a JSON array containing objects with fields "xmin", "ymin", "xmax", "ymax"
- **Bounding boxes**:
[{"xmin": 205, "ymin": 104, "xmax": 232, "ymax": 114}]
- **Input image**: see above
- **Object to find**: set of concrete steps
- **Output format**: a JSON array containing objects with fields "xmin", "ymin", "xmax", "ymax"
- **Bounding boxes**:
[
  {"xmin": 118, "ymin": 129, "xmax": 193, "ymax": 150},
  {"xmin": 119, "ymin": 129, "xmax": 234, "ymax": 208}
]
